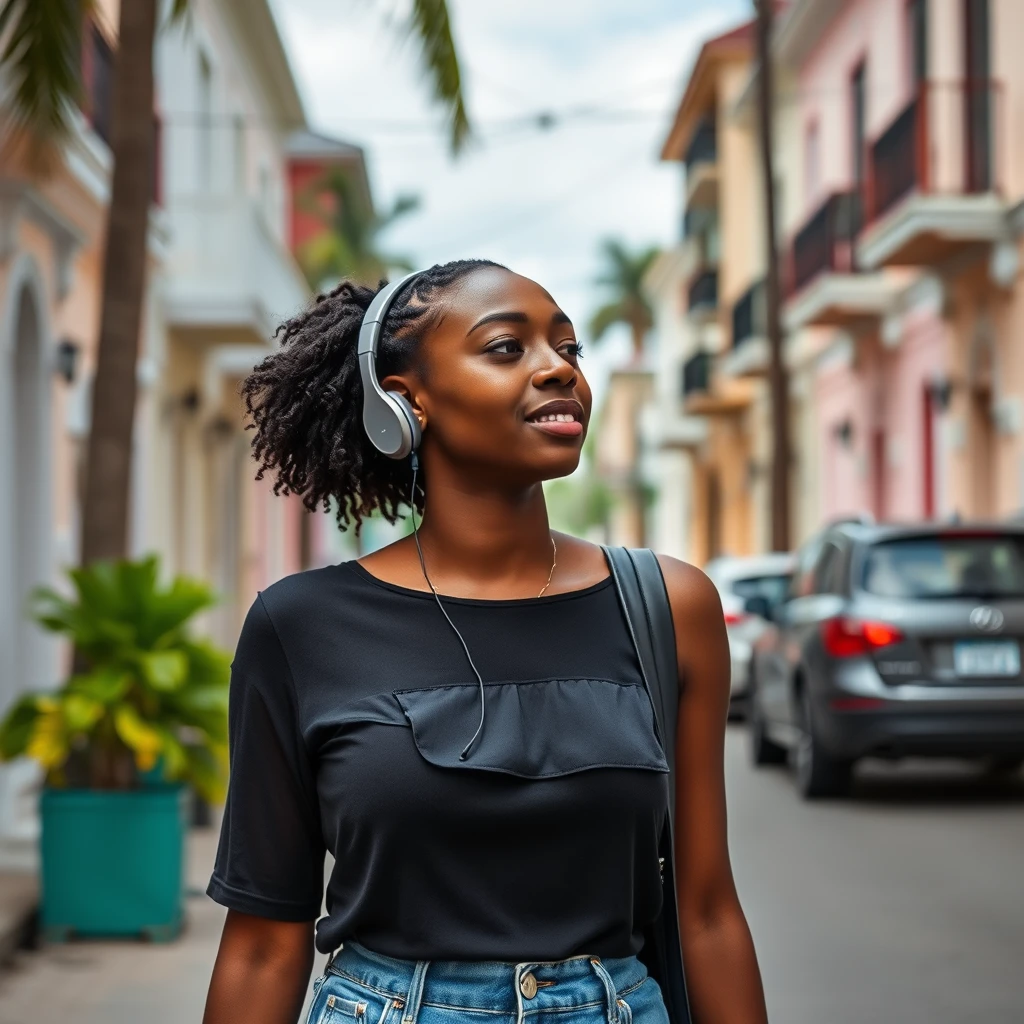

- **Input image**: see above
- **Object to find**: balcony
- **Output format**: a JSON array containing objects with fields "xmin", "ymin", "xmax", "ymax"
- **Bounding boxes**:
[
  {"xmin": 687, "ymin": 267, "xmax": 718, "ymax": 323},
  {"xmin": 720, "ymin": 279, "xmax": 768, "ymax": 378},
  {"xmin": 859, "ymin": 80, "xmax": 1008, "ymax": 268},
  {"xmin": 785, "ymin": 191, "xmax": 896, "ymax": 330},
  {"xmin": 163, "ymin": 197, "xmax": 310, "ymax": 344},
  {"xmin": 684, "ymin": 117, "xmax": 718, "ymax": 211},
  {"xmin": 681, "ymin": 349, "xmax": 752, "ymax": 416}
]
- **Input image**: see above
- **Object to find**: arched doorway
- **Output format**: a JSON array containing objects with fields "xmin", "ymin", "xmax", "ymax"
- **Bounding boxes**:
[{"xmin": 0, "ymin": 271, "xmax": 54, "ymax": 863}]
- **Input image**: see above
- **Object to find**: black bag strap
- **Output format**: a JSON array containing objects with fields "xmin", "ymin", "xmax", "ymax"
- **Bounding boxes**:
[{"xmin": 602, "ymin": 545, "xmax": 691, "ymax": 1024}]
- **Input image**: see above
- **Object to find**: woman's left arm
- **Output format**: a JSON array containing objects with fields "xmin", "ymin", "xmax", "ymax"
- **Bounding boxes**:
[{"xmin": 658, "ymin": 556, "xmax": 768, "ymax": 1024}]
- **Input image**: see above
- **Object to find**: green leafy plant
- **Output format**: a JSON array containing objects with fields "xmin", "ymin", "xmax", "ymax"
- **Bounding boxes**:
[{"xmin": 0, "ymin": 556, "xmax": 230, "ymax": 801}]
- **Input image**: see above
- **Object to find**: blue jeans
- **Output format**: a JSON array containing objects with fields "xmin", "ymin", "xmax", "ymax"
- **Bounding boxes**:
[{"xmin": 306, "ymin": 942, "xmax": 670, "ymax": 1024}]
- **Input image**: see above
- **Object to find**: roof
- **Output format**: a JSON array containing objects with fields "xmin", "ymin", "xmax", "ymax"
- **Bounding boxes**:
[
  {"xmin": 287, "ymin": 130, "xmax": 366, "ymax": 161},
  {"xmin": 660, "ymin": 20, "xmax": 755, "ymax": 162},
  {"xmin": 227, "ymin": 0, "xmax": 306, "ymax": 128}
]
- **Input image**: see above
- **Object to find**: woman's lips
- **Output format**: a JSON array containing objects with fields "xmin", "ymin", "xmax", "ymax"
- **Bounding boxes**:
[{"xmin": 527, "ymin": 417, "xmax": 584, "ymax": 438}]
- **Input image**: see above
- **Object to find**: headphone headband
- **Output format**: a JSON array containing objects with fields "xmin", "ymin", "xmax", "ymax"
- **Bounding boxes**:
[{"xmin": 357, "ymin": 271, "xmax": 423, "ymax": 460}]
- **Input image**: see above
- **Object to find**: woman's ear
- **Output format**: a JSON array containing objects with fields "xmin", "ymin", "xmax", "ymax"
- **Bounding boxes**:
[{"xmin": 381, "ymin": 374, "xmax": 427, "ymax": 431}]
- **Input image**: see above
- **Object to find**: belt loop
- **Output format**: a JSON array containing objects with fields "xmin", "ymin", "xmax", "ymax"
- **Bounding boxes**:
[
  {"xmin": 588, "ymin": 958, "xmax": 620, "ymax": 1024},
  {"xmin": 402, "ymin": 959, "xmax": 430, "ymax": 1024}
]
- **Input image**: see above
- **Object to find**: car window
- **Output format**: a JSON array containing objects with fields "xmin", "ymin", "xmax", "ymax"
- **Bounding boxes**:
[
  {"xmin": 862, "ymin": 534, "xmax": 1024, "ymax": 598},
  {"xmin": 789, "ymin": 536, "xmax": 825, "ymax": 599},
  {"xmin": 732, "ymin": 574, "xmax": 792, "ymax": 608},
  {"xmin": 813, "ymin": 542, "xmax": 845, "ymax": 595}
]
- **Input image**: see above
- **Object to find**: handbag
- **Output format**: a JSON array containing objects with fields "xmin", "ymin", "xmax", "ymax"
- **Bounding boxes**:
[{"xmin": 603, "ymin": 546, "xmax": 692, "ymax": 1024}]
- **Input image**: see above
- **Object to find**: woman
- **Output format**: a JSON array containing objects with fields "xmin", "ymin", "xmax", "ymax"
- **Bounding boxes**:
[{"xmin": 202, "ymin": 260, "xmax": 767, "ymax": 1024}]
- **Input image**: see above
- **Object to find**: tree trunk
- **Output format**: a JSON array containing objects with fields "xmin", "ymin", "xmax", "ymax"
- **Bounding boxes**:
[
  {"xmin": 755, "ymin": 0, "xmax": 791, "ymax": 552},
  {"xmin": 630, "ymin": 321, "xmax": 645, "ymax": 364},
  {"xmin": 79, "ymin": 0, "xmax": 158, "ymax": 564}
]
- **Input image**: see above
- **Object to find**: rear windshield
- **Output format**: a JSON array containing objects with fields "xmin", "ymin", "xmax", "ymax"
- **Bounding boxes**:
[
  {"xmin": 862, "ymin": 535, "xmax": 1024, "ymax": 599},
  {"xmin": 731, "ymin": 574, "xmax": 792, "ymax": 607}
]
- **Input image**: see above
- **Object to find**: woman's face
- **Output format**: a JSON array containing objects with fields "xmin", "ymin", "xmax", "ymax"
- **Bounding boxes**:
[{"xmin": 386, "ymin": 266, "xmax": 592, "ymax": 486}]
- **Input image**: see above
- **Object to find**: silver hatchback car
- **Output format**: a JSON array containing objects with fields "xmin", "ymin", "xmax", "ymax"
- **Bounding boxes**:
[{"xmin": 748, "ymin": 522, "xmax": 1024, "ymax": 798}]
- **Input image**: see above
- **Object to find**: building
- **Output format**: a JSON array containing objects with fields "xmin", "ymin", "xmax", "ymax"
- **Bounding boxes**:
[
  {"xmin": 0, "ymin": 0, "xmax": 373, "ymax": 871},
  {"xmin": 779, "ymin": 0, "xmax": 1024, "ymax": 523},
  {"xmin": 0, "ymin": 0, "xmax": 125, "ymax": 867},
  {"xmin": 645, "ymin": 23, "xmax": 769, "ymax": 565}
]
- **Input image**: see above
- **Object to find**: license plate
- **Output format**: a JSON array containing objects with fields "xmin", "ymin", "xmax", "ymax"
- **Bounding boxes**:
[{"xmin": 953, "ymin": 640, "xmax": 1021, "ymax": 677}]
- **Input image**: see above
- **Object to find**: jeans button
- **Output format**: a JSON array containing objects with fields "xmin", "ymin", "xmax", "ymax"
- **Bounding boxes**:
[{"xmin": 520, "ymin": 972, "xmax": 538, "ymax": 999}]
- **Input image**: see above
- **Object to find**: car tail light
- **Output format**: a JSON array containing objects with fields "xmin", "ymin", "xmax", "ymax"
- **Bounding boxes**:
[
  {"xmin": 821, "ymin": 617, "xmax": 904, "ymax": 658},
  {"xmin": 723, "ymin": 610, "xmax": 748, "ymax": 626}
]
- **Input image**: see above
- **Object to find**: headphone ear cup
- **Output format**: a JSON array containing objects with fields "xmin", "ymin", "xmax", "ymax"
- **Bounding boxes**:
[{"xmin": 386, "ymin": 391, "xmax": 422, "ymax": 458}]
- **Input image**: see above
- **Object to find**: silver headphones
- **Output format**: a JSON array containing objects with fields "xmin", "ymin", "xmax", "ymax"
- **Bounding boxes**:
[{"xmin": 357, "ymin": 271, "xmax": 423, "ymax": 460}]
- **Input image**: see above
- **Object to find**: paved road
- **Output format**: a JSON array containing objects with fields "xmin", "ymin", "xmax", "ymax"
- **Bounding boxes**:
[
  {"xmin": 725, "ymin": 726, "xmax": 1024, "ymax": 1024},
  {"xmin": 1, "ymin": 730, "xmax": 1021, "ymax": 1022}
]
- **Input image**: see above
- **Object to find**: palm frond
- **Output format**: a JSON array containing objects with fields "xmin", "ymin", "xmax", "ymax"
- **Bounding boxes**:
[
  {"xmin": 589, "ymin": 302, "xmax": 626, "ymax": 342},
  {"xmin": 407, "ymin": 0, "xmax": 471, "ymax": 155},
  {"xmin": 0, "ymin": 0, "xmax": 90, "ymax": 151}
]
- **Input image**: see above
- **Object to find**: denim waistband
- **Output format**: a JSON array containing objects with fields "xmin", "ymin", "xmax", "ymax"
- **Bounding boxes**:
[{"xmin": 327, "ymin": 942, "xmax": 649, "ymax": 1022}]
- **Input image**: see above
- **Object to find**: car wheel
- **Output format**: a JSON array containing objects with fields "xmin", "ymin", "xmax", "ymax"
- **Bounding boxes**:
[
  {"xmin": 795, "ymin": 687, "xmax": 853, "ymax": 799},
  {"xmin": 749, "ymin": 675, "xmax": 786, "ymax": 767}
]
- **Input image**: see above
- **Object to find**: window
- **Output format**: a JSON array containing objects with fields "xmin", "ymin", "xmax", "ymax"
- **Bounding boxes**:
[
  {"xmin": 197, "ymin": 52, "xmax": 213, "ymax": 190},
  {"xmin": 804, "ymin": 121, "xmax": 820, "ymax": 204},
  {"xmin": 862, "ymin": 534, "xmax": 1024, "ymax": 598},
  {"xmin": 907, "ymin": 0, "xmax": 928, "ymax": 87},
  {"xmin": 813, "ymin": 542, "xmax": 846, "ymax": 595},
  {"xmin": 233, "ymin": 114, "xmax": 247, "ymax": 190},
  {"xmin": 850, "ymin": 63, "xmax": 867, "ymax": 187}
]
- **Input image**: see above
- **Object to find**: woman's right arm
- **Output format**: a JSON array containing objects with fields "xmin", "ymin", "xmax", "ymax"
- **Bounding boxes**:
[
  {"xmin": 203, "ymin": 911, "xmax": 315, "ymax": 1024},
  {"xmin": 204, "ymin": 594, "xmax": 327, "ymax": 1023}
]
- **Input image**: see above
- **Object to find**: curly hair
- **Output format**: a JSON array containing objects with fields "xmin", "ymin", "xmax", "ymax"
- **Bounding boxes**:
[{"xmin": 241, "ymin": 259, "xmax": 505, "ymax": 533}]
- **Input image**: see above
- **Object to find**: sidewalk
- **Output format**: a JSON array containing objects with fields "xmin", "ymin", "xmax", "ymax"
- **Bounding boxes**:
[{"xmin": 0, "ymin": 826, "xmax": 322, "ymax": 1023}]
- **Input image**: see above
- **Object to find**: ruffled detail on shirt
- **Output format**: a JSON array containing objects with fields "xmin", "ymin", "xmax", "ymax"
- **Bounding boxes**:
[{"xmin": 392, "ymin": 678, "xmax": 670, "ymax": 778}]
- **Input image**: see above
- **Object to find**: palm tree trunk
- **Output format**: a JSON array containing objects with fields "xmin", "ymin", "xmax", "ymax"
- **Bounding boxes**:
[
  {"xmin": 755, "ymin": 0, "xmax": 791, "ymax": 552},
  {"xmin": 80, "ymin": 0, "xmax": 158, "ymax": 564},
  {"xmin": 630, "ymin": 321, "xmax": 645, "ymax": 363}
]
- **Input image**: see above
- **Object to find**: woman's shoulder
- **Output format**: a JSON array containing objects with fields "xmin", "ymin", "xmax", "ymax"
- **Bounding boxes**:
[
  {"xmin": 654, "ymin": 553, "xmax": 722, "ymax": 620},
  {"xmin": 246, "ymin": 562, "xmax": 364, "ymax": 641}
]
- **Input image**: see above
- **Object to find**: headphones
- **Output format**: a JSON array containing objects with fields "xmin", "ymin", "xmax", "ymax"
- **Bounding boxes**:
[{"xmin": 357, "ymin": 270, "xmax": 423, "ymax": 460}]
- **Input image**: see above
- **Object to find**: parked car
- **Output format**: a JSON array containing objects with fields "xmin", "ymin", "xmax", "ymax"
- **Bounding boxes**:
[
  {"xmin": 748, "ymin": 522, "xmax": 1024, "ymax": 798},
  {"xmin": 705, "ymin": 553, "xmax": 795, "ymax": 717}
]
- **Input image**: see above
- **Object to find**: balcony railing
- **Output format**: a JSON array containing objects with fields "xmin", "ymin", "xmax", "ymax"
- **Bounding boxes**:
[
  {"xmin": 731, "ymin": 279, "xmax": 765, "ymax": 348},
  {"xmin": 682, "ymin": 350, "xmax": 712, "ymax": 398},
  {"xmin": 684, "ymin": 117, "xmax": 717, "ymax": 173},
  {"xmin": 867, "ymin": 80, "xmax": 1002, "ymax": 223},
  {"xmin": 790, "ymin": 191, "xmax": 862, "ymax": 294},
  {"xmin": 687, "ymin": 268, "xmax": 718, "ymax": 313}
]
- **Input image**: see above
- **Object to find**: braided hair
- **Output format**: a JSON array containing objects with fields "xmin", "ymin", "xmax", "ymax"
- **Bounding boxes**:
[{"xmin": 241, "ymin": 259, "xmax": 505, "ymax": 533}]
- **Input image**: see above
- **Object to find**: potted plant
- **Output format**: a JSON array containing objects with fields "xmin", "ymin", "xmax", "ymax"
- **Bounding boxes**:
[{"xmin": 0, "ymin": 556, "xmax": 230, "ymax": 942}]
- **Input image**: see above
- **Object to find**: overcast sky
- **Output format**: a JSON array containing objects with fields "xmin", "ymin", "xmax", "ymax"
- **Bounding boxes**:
[{"xmin": 269, "ymin": 0, "xmax": 749, "ymax": 398}]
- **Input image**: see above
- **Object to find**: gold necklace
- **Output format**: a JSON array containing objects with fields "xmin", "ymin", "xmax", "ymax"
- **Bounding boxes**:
[{"xmin": 536, "ymin": 535, "xmax": 558, "ymax": 598}]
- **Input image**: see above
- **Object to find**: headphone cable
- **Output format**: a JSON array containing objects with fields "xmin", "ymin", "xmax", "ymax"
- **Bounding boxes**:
[{"xmin": 409, "ymin": 452, "xmax": 488, "ymax": 761}]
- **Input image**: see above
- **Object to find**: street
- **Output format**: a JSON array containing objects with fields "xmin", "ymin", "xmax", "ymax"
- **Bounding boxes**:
[{"xmin": 1, "ymin": 729, "xmax": 1022, "ymax": 1023}]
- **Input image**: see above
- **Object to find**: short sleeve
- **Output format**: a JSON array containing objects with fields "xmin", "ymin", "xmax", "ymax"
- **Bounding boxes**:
[{"xmin": 207, "ymin": 594, "xmax": 325, "ymax": 921}]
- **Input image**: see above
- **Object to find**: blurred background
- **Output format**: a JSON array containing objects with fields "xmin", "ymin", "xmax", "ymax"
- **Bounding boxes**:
[{"xmin": 0, "ymin": 0, "xmax": 1022, "ymax": 1021}]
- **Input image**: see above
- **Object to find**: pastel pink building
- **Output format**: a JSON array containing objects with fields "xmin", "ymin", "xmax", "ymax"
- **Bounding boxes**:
[{"xmin": 781, "ymin": 0, "xmax": 1024, "ymax": 524}]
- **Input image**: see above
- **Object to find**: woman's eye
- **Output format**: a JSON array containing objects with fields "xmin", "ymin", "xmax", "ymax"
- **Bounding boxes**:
[
  {"xmin": 487, "ymin": 339, "xmax": 523, "ymax": 356},
  {"xmin": 560, "ymin": 342, "xmax": 584, "ymax": 360}
]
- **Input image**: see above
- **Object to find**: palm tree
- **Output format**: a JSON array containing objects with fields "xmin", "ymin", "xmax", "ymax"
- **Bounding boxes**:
[
  {"xmin": 299, "ymin": 168, "xmax": 421, "ymax": 289},
  {"xmin": 589, "ymin": 240, "xmax": 660, "ymax": 362},
  {"xmin": 0, "ymin": 0, "xmax": 470, "ymax": 565}
]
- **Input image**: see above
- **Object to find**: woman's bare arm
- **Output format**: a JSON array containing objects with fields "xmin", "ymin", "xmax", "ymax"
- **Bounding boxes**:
[
  {"xmin": 203, "ymin": 910, "xmax": 316, "ymax": 1024},
  {"xmin": 659, "ymin": 556, "xmax": 769, "ymax": 1024}
]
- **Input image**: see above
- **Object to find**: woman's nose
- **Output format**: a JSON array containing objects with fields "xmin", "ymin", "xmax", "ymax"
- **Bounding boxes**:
[{"xmin": 532, "ymin": 355, "xmax": 577, "ymax": 389}]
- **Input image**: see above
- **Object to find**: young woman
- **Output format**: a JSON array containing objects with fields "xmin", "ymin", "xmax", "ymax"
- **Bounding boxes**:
[{"xmin": 202, "ymin": 260, "xmax": 767, "ymax": 1024}]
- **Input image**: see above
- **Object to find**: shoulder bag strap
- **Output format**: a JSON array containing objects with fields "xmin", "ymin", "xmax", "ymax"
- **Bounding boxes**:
[{"xmin": 602, "ymin": 546, "xmax": 691, "ymax": 1024}]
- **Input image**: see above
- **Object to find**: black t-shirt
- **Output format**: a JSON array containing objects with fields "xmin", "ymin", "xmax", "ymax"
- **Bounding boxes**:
[{"xmin": 207, "ymin": 561, "xmax": 670, "ymax": 960}]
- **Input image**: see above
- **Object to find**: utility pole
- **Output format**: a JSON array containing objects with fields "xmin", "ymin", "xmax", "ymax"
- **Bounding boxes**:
[{"xmin": 754, "ymin": 0, "xmax": 791, "ymax": 552}]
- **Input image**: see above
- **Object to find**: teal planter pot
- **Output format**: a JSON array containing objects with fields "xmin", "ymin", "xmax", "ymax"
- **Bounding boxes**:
[{"xmin": 40, "ymin": 785, "xmax": 188, "ymax": 942}]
